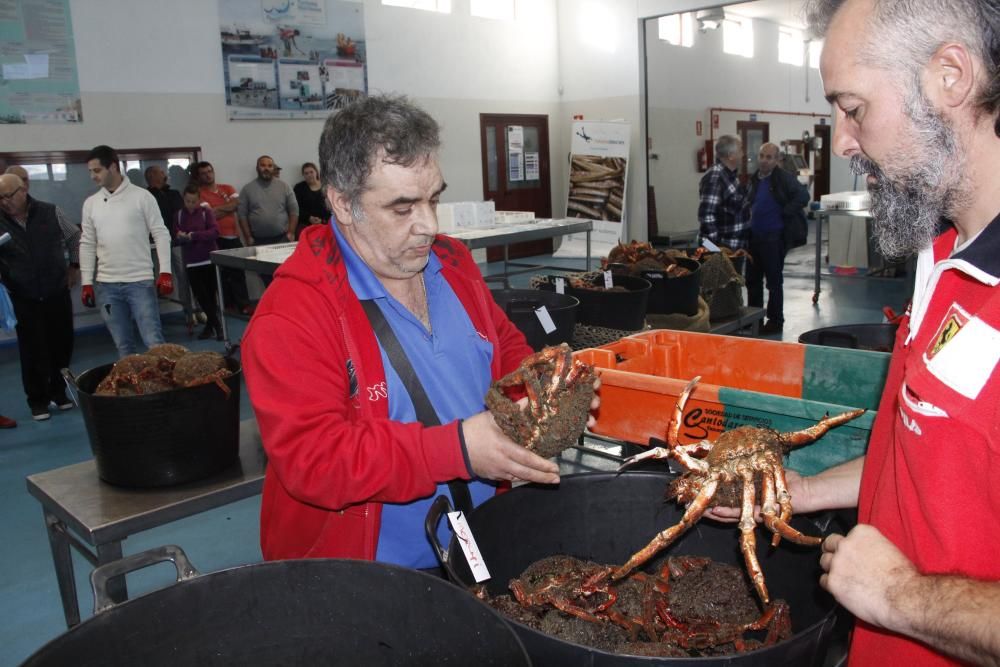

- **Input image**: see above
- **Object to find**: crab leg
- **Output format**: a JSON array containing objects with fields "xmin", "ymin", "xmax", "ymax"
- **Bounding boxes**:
[
  {"xmin": 738, "ymin": 469, "xmax": 769, "ymax": 605},
  {"xmin": 612, "ymin": 478, "xmax": 719, "ymax": 581},
  {"xmin": 782, "ymin": 408, "xmax": 865, "ymax": 447},
  {"xmin": 667, "ymin": 376, "xmax": 701, "ymax": 448}
]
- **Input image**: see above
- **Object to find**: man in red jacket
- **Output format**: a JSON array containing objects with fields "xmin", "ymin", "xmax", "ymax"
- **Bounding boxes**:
[
  {"xmin": 707, "ymin": 1, "xmax": 1000, "ymax": 665},
  {"xmin": 242, "ymin": 94, "xmax": 595, "ymax": 568}
]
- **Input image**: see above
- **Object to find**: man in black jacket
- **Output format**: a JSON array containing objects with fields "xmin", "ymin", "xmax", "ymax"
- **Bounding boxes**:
[
  {"xmin": 0, "ymin": 173, "xmax": 81, "ymax": 421},
  {"xmin": 743, "ymin": 143, "xmax": 811, "ymax": 334}
]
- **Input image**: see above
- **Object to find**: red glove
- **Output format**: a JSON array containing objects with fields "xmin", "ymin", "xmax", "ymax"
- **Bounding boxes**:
[
  {"xmin": 81, "ymin": 285, "xmax": 95, "ymax": 308},
  {"xmin": 156, "ymin": 273, "xmax": 174, "ymax": 296}
]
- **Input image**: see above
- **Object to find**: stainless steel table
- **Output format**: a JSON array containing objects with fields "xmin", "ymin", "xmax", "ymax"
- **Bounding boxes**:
[
  {"xmin": 812, "ymin": 209, "xmax": 873, "ymax": 304},
  {"xmin": 209, "ymin": 219, "xmax": 594, "ymax": 344},
  {"xmin": 25, "ymin": 420, "xmax": 267, "ymax": 628}
]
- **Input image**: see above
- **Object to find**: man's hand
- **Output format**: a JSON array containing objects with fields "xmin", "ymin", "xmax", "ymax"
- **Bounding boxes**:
[
  {"xmin": 704, "ymin": 469, "xmax": 811, "ymax": 523},
  {"xmin": 81, "ymin": 285, "xmax": 95, "ymax": 308},
  {"xmin": 66, "ymin": 266, "xmax": 80, "ymax": 289},
  {"xmin": 820, "ymin": 525, "xmax": 918, "ymax": 632},
  {"xmin": 156, "ymin": 273, "xmax": 173, "ymax": 296},
  {"xmin": 461, "ymin": 410, "xmax": 560, "ymax": 485}
]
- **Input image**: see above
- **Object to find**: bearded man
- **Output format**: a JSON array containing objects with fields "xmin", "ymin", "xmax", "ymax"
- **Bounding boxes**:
[{"xmin": 708, "ymin": 1, "xmax": 1000, "ymax": 664}]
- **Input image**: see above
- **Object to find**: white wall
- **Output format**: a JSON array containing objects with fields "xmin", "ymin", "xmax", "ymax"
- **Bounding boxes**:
[
  {"xmin": 644, "ymin": 14, "xmax": 832, "ymax": 235},
  {"xmin": 0, "ymin": 0, "xmax": 562, "ymax": 208}
]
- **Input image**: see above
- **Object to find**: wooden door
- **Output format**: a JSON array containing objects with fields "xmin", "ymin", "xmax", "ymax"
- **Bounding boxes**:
[
  {"xmin": 812, "ymin": 124, "xmax": 832, "ymax": 200},
  {"xmin": 480, "ymin": 114, "xmax": 552, "ymax": 260},
  {"xmin": 736, "ymin": 120, "xmax": 769, "ymax": 185}
]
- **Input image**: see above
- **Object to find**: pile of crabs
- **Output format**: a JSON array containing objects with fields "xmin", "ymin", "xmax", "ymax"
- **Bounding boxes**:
[
  {"xmin": 94, "ymin": 343, "xmax": 233, "ymax": 397},
  {"xmin": 602, "ymin": 240, "xmax": 749, "ymax": 276},
  {"xmin": 483, "ymin": 349, "xmax": 864, "ymax": 658}
]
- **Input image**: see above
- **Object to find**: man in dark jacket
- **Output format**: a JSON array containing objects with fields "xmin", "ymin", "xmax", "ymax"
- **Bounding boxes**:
[
  {"xmin": 0, "ymin": 173, "xmax": 80, "ymax": 421},
  {"xmin": 146, "ymin": 165, "xmax": 198, "ymax": 328},
  {"xmin": 743, "ymin": 143, "xmax": 811, "ymax": 334}
]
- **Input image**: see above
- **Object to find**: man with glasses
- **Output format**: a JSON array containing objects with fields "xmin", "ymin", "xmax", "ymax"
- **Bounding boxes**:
[{"xmin": 0, "ymin": 173, "xmax": 80, "ymax": 421}]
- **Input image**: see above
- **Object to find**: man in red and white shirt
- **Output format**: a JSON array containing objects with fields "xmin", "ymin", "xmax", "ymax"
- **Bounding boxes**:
[
  {"xmin": 196, "ymin": 161, "xmax": 251, "ymax": 315},
  {"xmin": 756, "ymin": 1, "xmax": 1000, "ymax": 665}
]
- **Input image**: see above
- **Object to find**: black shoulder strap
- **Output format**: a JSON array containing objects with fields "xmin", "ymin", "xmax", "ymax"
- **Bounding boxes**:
[{"xmin": 359, "ymin": 299, "xmax": 474, "ymax": 515}]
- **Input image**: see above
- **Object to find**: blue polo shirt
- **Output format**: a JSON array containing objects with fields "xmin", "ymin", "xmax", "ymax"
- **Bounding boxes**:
[{"xmin": 333, "ymin": 223, "xmax": 496, "ymax": 568}]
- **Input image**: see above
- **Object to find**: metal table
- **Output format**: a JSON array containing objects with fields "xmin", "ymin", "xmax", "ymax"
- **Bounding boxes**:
[
  {"xmin": 812, "ymin": 209, "xmax": 873, "ymax": 304},
  {"xmin": 449, "ymin": 218, "xmax": 594, "ymax": 286},
  {"xmin": 25, "ymin": 420, "xmax": 267, "ymax": 628},
  {"xmin": 209, "ymin": 219, "xmax": 594, "ymax": 344},
  {"xmin": 709, "ymin": 306, "xmax": 765, "ymax": 335}
]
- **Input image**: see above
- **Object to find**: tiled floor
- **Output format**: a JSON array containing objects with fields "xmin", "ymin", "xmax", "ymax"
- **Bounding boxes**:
[{"xmin": 0, "ymin": 221, "xmax": 912, "ymax": 665}]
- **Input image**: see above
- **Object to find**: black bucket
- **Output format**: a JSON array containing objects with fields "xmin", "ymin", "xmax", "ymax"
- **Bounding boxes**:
[
  {"xmin": 22, "ymin": 549, "xmax": 530, "ymax": 667},
  {"xmin": 428, "ymin": 472, "xmax": 841, "ymax": 666},
  {"xmin": 71, "ymin": 359, "xmax": 241, "ymax": 488},
  {"xmin": 491, "ymin": 288, "xmax": 579, "ymax": 351},
  {"xmin": 798, "ymin": 323, "xmax": 898, "ymax": 353},
  {"xmin": 540, "ymin": 275, "xmax": 651, "ymax": 331},
  {"xmin": 641, "ymin": 257, "xmax": 702, "ymax": 316}
]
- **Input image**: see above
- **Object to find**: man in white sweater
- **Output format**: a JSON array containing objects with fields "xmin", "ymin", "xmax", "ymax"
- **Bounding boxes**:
[{"xmin": 80, "ymin": 145, "xmax": 174, "ymax": 357}]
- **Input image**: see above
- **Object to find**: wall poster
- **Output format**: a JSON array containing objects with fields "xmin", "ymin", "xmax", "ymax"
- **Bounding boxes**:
[
  {"xmin": 218, "ymin": 0, "xmax": 366, "ymax": 120},
  {"xmin": 0, "ymin": 0, "xmax": 82, "ymax": 124},
  {"xmin": 554, "ymin": 120, "xmax": 631, "ymax": 259}
]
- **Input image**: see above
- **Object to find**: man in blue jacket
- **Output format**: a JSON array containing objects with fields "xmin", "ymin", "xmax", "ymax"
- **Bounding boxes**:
[{"xmin": 743, "ymin": 143, "xmax": 811, "ymax": 334}]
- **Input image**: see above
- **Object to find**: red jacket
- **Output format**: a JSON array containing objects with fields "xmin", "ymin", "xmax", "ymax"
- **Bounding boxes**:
[
  {"xmin": 242, "ymin": 224, "xmax": 532, "ymax": 561},
  {"xmin": 852, "ymin": 224, "xmax": 1000, "ymax": 666}
]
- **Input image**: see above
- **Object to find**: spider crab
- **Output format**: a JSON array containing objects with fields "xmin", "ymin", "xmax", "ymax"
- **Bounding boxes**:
[
  {"xmin": 503, "ymin": 554, "xmax": 791, "ymax": 652},
  {"xmin": 613, "ymin": 376, "xmax": 865, "ymax": 604},
  {"xmin": 485, "ymin": 344, "xmax": 597, "ymax": 459}
]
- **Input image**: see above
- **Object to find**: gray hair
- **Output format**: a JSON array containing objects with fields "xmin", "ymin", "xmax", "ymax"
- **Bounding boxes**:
[
  {"xmin": 714, "ymin": 135, "xmax": 741, "ymax": 159},
  {"xmin": 318, "ymin": 94, "xmax": 441, "ymax": 218},
  {"xmin": 806, "ymin": 0, "xmax": 1000, "ymax": 136}
]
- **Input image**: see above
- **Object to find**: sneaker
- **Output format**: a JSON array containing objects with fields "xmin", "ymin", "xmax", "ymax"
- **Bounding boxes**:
[
  {"xmin": 51, "ymin": 394, "xmax": 74, "ymax": 410},
  {"xmin": 31, "ymin": 405, "xmax": 51, "ymax": 421},
  {"xmin": 0, "ymin": 415, "xmax": 16, "ymax": 429},
  {"xmin": 197, "ymin": 325, "xmax": 216, "ymax": 340}
]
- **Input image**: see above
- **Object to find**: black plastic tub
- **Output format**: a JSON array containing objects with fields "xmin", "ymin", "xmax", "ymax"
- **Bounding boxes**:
[
  {"xmin": 641, "ymin": 257, "xmax": 702, "ymax": 316},
  {"xmin": 71, "ymin": 358, "xmax": 241, "ymax": 488},
  {"xmin": 429, "ymin": 472, "xmax": 841, "ymax": 667},
  {"xmin": 22, "ymin": 550, "xmax": 530, "ymax": 667},
  {"xmin": 539, "ymin": 274, "xmax": 651, "ymax": 331},
  {"xmin": 798, "ymin": 323, "xmax": 898, "ymax": 352},
  {"xmin": 491, "ymin": 288, "xmax": 579, "ymax": 351}
]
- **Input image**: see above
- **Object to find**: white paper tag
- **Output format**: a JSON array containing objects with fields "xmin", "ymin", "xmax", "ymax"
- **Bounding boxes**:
[
  {"xmin": 535, "ymin": 305, "xmax": 557, "ymax": 334},
  {"xmin": 603, "ymin": 270, "xmax": 614, "ymax": 289},
  {"xmin": 447, "ymin": 511, "xmax": 491, "ymax": 582},
  {"xmin": 555, "ymin": 276, "xmax": 565, "ymax": 294},
  {"xmin": 701, "ymin": 238, "xmax": 720, "ymax": 252}
]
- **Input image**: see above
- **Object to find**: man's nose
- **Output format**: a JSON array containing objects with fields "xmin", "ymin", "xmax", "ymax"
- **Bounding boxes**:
[
  {"xmin": 413, "ymin": 203, "xmax": 438, "ymax": 236},
  {"xmin": 831, "ymin": 113, "xmax": 860, "ymax": 158}
]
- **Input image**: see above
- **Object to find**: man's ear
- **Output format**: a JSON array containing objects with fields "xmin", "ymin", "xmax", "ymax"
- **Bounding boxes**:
[
  {"xmin": 927, "ymin": 42, "xmax": 976, "ymax": 109},
  {"xmin": 327, "ymin": 186, "xmax": 354, "ymax": 225}
]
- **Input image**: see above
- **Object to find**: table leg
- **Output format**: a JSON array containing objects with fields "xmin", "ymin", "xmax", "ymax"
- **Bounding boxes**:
[
  {"xmin": 586, "ymin": 230, "xmax": 592, "ymax": 271},
  {"xmin": 96, "ymin": 541, "xmax": 128, "ymax": 605},
  {"xmin": 215, "ymin": 264, "xmax": 229, "ymax": 345},
  {"xmin": 813, "ymin": 213, "xmax": 824, "ymax": 304},
  {"xmin": 43, "ymin": 510, "xmax": 80, "ymax": 628}
]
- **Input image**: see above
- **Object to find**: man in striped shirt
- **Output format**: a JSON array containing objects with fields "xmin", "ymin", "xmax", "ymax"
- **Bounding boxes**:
[{"xmin": 698, "ymin": 134, "xmax": 749, "ymax": 250}]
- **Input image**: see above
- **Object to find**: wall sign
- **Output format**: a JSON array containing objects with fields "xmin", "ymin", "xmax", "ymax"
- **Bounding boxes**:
[{"xmin": 218, "ymin": 0, "xmax": 367, "ymax": 120}]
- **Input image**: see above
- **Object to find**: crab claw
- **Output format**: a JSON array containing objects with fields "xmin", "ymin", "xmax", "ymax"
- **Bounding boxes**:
[{"xmin": 617, "ymin": 447, "xmax": 672, "ymax": 473}]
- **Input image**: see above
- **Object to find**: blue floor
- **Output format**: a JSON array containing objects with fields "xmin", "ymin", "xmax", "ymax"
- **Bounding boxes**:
[{"xmin": 1, "ymin": 222, "xmax": 911, "ymax": 665}]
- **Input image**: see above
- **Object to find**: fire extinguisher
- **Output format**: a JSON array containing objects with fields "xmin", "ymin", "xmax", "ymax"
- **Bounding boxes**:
[{"xmin": 697, "ymin": 147, "xmax": 708, "ymax": 172}]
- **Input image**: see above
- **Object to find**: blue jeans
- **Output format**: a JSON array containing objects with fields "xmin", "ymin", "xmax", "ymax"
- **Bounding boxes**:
[{"xmin": 96, "ymin": 280, "xmax": 166, "ymax": 357}]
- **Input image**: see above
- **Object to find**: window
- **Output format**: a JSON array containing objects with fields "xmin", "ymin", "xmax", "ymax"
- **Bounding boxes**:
[
  {"xmin": 722, "ymin": 16, "xmax": 753, "ymax": 58},
  {"xmin": 778, "ymin": 27, "xmax": 804, "ymax": 66},
  {"xmin": 657, "ymin": 13, "xmax": 694, "ymax": 48},
  {"xmin": 381, "ymin": 0, "xmax": 451, "ymax": 12},
  {"xmin": 809, "ymin": 40, "xmax": 823, "ymax": 69},
  {"xmin": 471, "ymin": 0, "xmax": 514, "ymax": 20}
]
